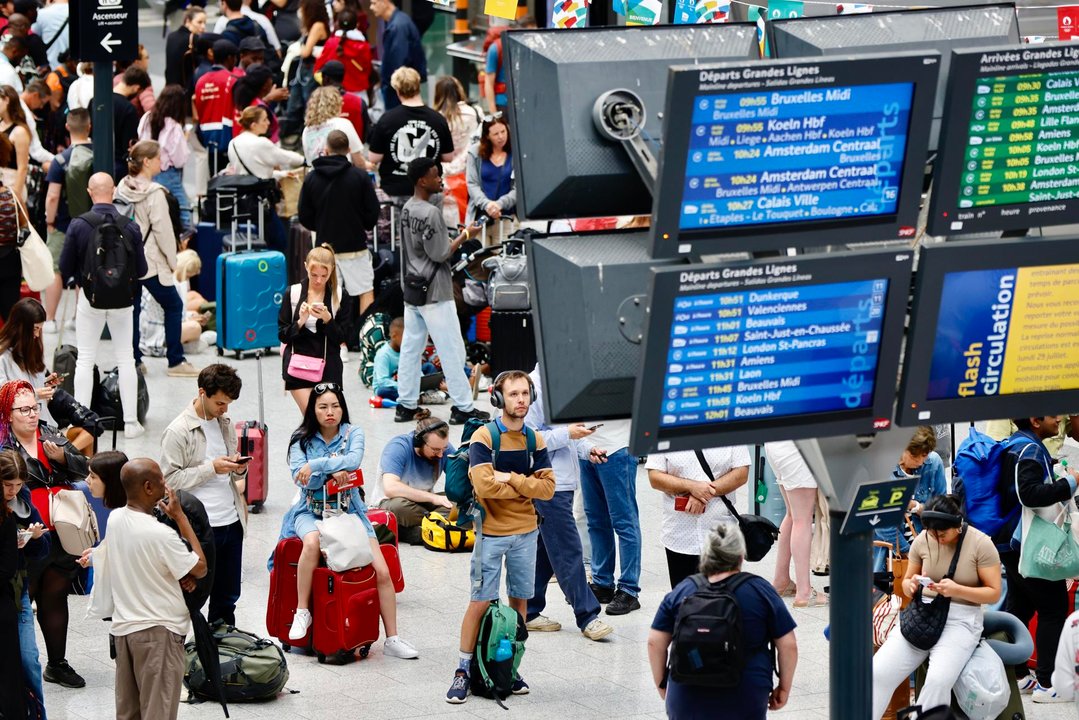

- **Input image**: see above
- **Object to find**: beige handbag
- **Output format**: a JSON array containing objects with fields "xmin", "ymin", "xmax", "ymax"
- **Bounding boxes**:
[
  {"xmin": 316, "ymin": 512, "xmax": 374, "ymax": 572},
  {"xmin": 13, "ymin": 193, "xmax": 51, "ymax": 291}
]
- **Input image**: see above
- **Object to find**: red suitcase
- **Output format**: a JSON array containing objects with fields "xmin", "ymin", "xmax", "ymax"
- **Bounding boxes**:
[
  {"xmin": 311, "ymin": 565, "xmax": 381, "ymax": 663},
  {"xmin": 267, "ymin": 538, "xmax": 311, "ymax": 651},
  {"xmin": 367, "ymin": 509, "xmax": 404, "ymax": 592},
  {"xmin": 237, "ymin": 352, "xmax": 268, "ymax": 513}
]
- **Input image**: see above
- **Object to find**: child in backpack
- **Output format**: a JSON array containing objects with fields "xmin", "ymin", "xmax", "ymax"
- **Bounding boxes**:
[{"xmin": 647, "ymin": 523, "xmax": 797, "ymax": 720}]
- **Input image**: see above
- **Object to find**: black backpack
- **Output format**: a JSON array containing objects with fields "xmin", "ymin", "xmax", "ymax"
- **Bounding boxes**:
[
  {"xmin": 81, "ymin": 212, "xmax": 137, "ymax": 309},
  {"xmin": 669, "ymin": 572, "xmax": 761, "ymax": 688}
]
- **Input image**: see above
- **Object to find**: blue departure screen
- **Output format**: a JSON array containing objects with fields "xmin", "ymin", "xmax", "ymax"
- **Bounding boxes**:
[
  {"xmin": 659, "ymin": 279, "xmax": 888, "ymax": 429},
  {"xmin": 679, "ymin": 83, "xmax": 914, "ymax": 231}
]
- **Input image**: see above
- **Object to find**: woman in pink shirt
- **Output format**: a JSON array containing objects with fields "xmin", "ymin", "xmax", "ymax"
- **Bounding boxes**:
[{"xmin": 137, "ymin": 84, "xmax": 191, "ymax": 226}]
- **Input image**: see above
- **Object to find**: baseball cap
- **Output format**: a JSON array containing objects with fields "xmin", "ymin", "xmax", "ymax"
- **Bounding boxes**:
[
  {"xmin": 238, "ymin": 36, "xmax": 266, "ymax": 53},
  {"xmin": 319, "ymin": 60, "xmax": 345, "ymax": 85},
  {"xmin": 212, "ymin": 39, "xmax": 239, "ymax": 61}
]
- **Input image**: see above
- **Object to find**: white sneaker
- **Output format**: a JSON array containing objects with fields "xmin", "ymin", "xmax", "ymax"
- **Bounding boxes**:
[
  {"xmin": 1033, "ymin": 683, "xmax": 1070, "ymax": 703},
  {"xmin": 288, "ymin": 609, "xmax": 312, "ymax": 640},
  {"xmin": 1017, "ymin": 675, "xmax": 1037, "ymax": 695},
  {"xmin": 340, "ymin": 346, "xmax": 350, "ymax": 363},
  {"xmin": 383, "ymin": 636, "xmax": 419, "ymax": 659},
  {"xmin": 200, "ymin": 331, "xmax": 217, "ymax": 346},
  {"xmin": 525, "ymin": 615, "xmax": 561, "ymax": 632},
  {"xmin": 43, "ymin": 320, "xmax": 57, "ymax": 335},
  {"xmin": 582, "ymin": 618, "xmax": 614, "ymax": 641},
  {"xmin": 123, "ymin": 422, "xmax": 145, "ymax": 440}
]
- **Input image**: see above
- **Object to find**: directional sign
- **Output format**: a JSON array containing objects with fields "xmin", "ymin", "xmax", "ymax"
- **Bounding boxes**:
[
  {"xmin": 839, "ymin": 477, "xmax": 917, "ymax": 536},
  {"xmin": 69, "ymin": 0, "xmax": 138, "ymax": 63}
]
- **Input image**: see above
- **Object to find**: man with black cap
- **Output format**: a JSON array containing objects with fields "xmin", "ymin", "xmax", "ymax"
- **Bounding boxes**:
[
  {"xmin": 318, "ymin": 59, "xmax": 367, "ymax": 142},
  {"xmin": 238, "ymin": 36, "xmax": 265, "ymax": 71},
  {"xmin": 194, "ymin": 39, "xmax": 239, "ymax": 173}
]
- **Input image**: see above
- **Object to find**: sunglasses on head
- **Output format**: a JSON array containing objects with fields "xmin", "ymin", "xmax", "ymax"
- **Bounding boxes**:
[
  {"xmin": 313, "ymin": 383, "xmax": 342, "ymax": 395},
  {"xmin": 483, "ymin": 111, "xmax": 503, "ymax": 123}
]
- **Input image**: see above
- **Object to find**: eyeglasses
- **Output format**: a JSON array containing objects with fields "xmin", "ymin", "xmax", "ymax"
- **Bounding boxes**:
[
  {"xmin": 11, "ymin": 404, "xmax": 40, "ymax": 417},
  {"xmin": 313, "ymin": 383, "xmax": 342, "ymax": 395},
  {"xmin": 483, "ymin": 111, "xmax": 503, "ymax": 123}
]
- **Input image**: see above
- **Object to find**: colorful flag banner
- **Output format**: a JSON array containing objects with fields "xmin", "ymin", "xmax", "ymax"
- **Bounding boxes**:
[
  {"xmin": 694, "ymin": 0, "xmax": 730, "ymax": 23},
  {"xmin": 748, "ymin": 4, "xmax": 767, "ymax": 57},
  {"xmin": 485, "ymin": 0, "xmax": 517, "ymax": 20},
  {"xmin": 626, "ymin": 0, "xmax": 662, "ymax": 24},
  {"xmin": 552, "ymin": 0, "xmax": 588, "ymax": 27},
  {"xmin": 674, "ymin": 0, "xmax": 694, "ymax": 23},
  {"xmin": 613, "ymin": 0, "xmax": 627, "ymax": 15},
  {"xmin": 1060, "ymin": 6, "xmax": 1079, "ymax": 40},
  {"xmin": 768, "ymin": 0, "xmax": 803, "ymax": 20}
]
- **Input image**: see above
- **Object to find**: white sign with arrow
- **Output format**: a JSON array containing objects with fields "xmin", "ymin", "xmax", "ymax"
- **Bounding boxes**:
[{"xmin": 99, "ymin": 32, "xmax": 121, "ymax": 53}]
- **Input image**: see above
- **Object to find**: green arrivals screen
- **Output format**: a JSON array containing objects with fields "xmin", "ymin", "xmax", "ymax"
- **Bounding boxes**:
[{"xmin": 957, "ymin": 71, "xmax": 1079, "ymax": 208}]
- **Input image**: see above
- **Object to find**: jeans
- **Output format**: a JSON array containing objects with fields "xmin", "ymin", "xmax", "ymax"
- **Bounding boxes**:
[
  {"xmin": 74, "ymin": 292, "xmax": 139, "ymax": 423},
  {"xmin": 19, "ymin": 587, "xmax": 46, "ymax": 718},
  {"xmin": 376, "ymin": 386, "xmax": 399, "ymax": 400},
  {"xmin": 208, "ymin": 521, "xmax": 244, "ymax": 626},
  {"xmin": 398, "ymin": 299, "xmax": 473, "ymax": 411},
  {"xmin": 579, "ymin": 448, "xmax": 642, "ymax": 597},
  {"xmin": 133, "ymin": 277, "xmax": 187, "ymax": 367},
  {"xmin": 281, "ymin": 61, "xmax": 316, "ymax": 137},
  {"xmin": 528, "ymin": 490, "xmax": 601, "ymax": 630},
  {"xmin": 153, "ymin": 167, "xmax": 191, "ymax": 227},
  {"xmin": 1001, "ymin": 549, "xmax": 1068, "ymax": 686}
]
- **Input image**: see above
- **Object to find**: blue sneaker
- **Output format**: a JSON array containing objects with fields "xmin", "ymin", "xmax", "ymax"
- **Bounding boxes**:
[
  {"xmin": 446, "ymin": 670, "xmax": 469, "ymax": 704},
  {"xmin": 511, "ymin": 676, "xmax": 530, "ymax": 695}
]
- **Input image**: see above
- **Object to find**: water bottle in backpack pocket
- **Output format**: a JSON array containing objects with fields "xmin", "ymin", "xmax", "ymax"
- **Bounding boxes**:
[{"xmin": 470, "ymin": 600, "xmax": 527, "ymax": 705}]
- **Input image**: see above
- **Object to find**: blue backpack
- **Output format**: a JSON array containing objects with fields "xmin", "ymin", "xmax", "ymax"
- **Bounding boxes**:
[
  {"xmin": 445, "ymin": 420, "xmax": 536, "ymax": 518},
  {"xmin": 953, "ymin": 427, "xmax": 1034, "ymax": 540}
]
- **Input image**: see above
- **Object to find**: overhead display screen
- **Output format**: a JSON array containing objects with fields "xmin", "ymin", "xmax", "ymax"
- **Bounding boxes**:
[
  {"xmin": 897, "ymin": 237, "xmax": 1079, "ymax": 426},
  {"xmin": 631, "ymin": 250, "xmax": 912, "ymax": 454},
  {"xmin": 651, "ymin": 51, "xmax": 938, "ymax": 258},
  {"xmin": 929, "ymin": 44, "xmax": 1079, "ymax": 236},
  {"xmin": 678, "ymin": 83, "xmax": 914, "ymax": 231}
]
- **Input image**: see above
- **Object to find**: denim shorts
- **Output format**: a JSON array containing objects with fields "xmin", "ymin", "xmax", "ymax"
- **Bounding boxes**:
[
  {"xmin": 470, "ymin": 529, "xmax": 539, "ymax": 602},
  {"xmin": 294, "ymin": 508, "xmax": 376, "ymax": 539}
]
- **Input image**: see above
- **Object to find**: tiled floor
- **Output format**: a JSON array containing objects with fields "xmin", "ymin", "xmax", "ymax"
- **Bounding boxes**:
[{"xmin": 32, "ymin": 327, "xmax": 1076, "ymax": 719}]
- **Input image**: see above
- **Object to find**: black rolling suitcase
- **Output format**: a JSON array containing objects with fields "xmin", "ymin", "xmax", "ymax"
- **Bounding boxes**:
[{"xmin": 488, "ymin": 310, "xmax": 537, "ymax": 377}]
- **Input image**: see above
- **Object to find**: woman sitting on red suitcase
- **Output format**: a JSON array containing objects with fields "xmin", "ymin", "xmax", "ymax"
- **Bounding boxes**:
[{"xmin": 279, "ymin": 383, "xmax": 418, "ymax": 659}]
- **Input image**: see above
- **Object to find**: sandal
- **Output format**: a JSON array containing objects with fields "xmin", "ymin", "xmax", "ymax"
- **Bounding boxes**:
[
  {"xmin": 793, "ymin": 590, "xmax": 829, "ymax": 608},
  {"xmin": 773, "ymin": 584, "xmax": 797, "ymax": 598}
]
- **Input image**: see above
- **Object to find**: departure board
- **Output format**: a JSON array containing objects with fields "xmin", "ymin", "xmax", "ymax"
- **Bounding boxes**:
[
  {"xmin": 897, "ymin": 237, "xmax": 1079, "ymax": 426},
  {"xmin": 651, "ymin": 52, "xmax": 938, "ymax": 258},
  {"xmin": 679, "ymin": 83, "xmax": 914, "ymax": 231},
  {"xmin": 929, "ymin": 44, "xmax": 1079, "ymax": 235},
  {"xmin": 632, "ymin": 250, "xmax": 913, "ymax": 454}
]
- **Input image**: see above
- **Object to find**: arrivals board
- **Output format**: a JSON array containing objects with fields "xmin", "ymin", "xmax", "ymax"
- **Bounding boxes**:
[
  {"xmin": 632, "ymin": 250, "xmax": 912, "ymax": 454},
  {"xmin": 650, "ymin": 51, "xmax": 938, "ymax": 258},
  {"xmin": 929, "ymin": 44, "xmax": 1079, "ymax": 235},
  {"xmin": 898, "ymin": 237, "xmax": 1079, "ymax": 425}
]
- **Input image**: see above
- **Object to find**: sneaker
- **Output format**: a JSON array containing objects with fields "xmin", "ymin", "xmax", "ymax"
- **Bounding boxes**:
[
  {"xmin": 1033, "ymin": 683, "xmax": 1070, "ymax": 703},
  {"xmin": 450, "ymin": 406, "xmax": 491, "ymax": 425},
  {"xmin": 340, "ymin": 346, "xmax": 350, "ymax": 364},
  {"xmin": 605, "ymin": 590, "xmax": 641, "ymax": 616},
  {"xmin": 200, "ymin": 330, "xmax": 217, "ymax": 346},
  {"xmin": 167, "ymin": 361, "xmax": 201, "ymax": 377},
  {"xmin": 383, "ymin": 636, "xmax": 419, "ymax": 659},
  {"xmin": 136, "ymin": 362, "xmax": 148, "ymax": 376},
  {"xmin": 1018, "ymin": 675, "xmax": 1038, "ymax": 695},
  {"xmin": 525, "ymin": 615, "xmax": 561, "ymax": 632},
  {"xmin": 288, "ymin": 609, "xmax": 312, "ymax": 640},
  {"xmin": 44, "ymin": 661, "xmax": 85, "ymax": 689},
  {"xmin": 123, "ymin": 421, "xmax": 145, "ymax": 440},
  {"xmin": 511, "ymin": 676, "xmax": 529, "ymax": 695},
  {"xmin": 420, "ymin": 390, "xmax": 448, "ymax": 405},
  {"xmin": 43, "ymin": 320, "xmax": 58, "ymax": 335},
  {"xmin": 589, "ymin": 583, "xmax": 615, "ymax": 604},
  {"xmin": 445, "ymin": 670, "xmax": 469, "ymax": 704},
  {"xmin": 582, "ymin": 618, "xmax": 614, "ymax": 641},
  {"xmin": 395, "ymin": 405, "xmax": 421, "ymax": 423}
]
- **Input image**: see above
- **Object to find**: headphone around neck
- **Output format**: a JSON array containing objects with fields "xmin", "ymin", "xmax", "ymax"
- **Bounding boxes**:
[{"xmin": 489, "ymin": 371, "xmax": 536, "ymax": 409}]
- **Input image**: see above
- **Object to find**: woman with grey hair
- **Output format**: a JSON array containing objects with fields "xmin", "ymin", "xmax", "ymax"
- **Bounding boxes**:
[{"xmin": 647, "ymin": 523, "xmax": 798, "ymax": 719}]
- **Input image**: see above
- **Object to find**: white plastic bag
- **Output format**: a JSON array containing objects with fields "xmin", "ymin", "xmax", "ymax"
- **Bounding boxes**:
[
  {"xmin": 953, "ymin": 639, "xmax": 1008, "ymax": 720},
  {"xmin": 316, "ymin": 513, "xmax": 374, "ymax": 572}
]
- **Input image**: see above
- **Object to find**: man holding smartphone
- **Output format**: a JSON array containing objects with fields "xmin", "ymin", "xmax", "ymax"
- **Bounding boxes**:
[{"xmin": 160, "ymin": 364, "xmax": 249, "ymax": 625}]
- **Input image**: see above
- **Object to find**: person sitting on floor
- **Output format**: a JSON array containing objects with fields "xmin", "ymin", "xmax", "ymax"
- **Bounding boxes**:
[{"xmin": 372, "ymin": 317, "xmax": 446, "ymax": 404}]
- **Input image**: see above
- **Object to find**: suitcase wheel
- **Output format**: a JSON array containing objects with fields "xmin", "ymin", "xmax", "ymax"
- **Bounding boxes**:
[
  {"xmin": 250, "ymin": 501, "xmax": 264, "ymax": 515},
  {"xmin": 216, "ymin": 347, "xmax": 223, "ymax": 356},
  {"xmin": 359, "ymin": 645, "xmax": 371, "ymax": 659},
  {"xmin": 316, "ymin": 652, "xmax": 325, "ymax": 664}
]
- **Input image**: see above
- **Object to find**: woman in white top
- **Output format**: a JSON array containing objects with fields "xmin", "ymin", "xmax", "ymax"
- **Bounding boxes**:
[
  {"xmin": 117, "ymin": 140, "xmax": 199, "ymax": 377},
  {"xmin": 433, "ymin": 76, "xmax": 480, "ymax": 176},
  {"xmin": 300, "ymin": 86, "xmax": 363, "ymax": 166},
  {"xmin": 765, "ymin": 441, "xmax": 824, "ymax": 607},
  {"xmin": 229, "ymin": 105, "xmax": 304, "ymax": 254}
]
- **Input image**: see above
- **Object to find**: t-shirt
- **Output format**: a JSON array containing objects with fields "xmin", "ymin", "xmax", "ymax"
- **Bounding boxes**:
[
  {"xmin": 189, "ymin": 418, "xmax": 240, "ymax": 528},
  {"xmin": 368, "ymin": 105, "xmax": 453, "ymax": 197},
  {"xmin": 400, "ymin": 196, "xmax": 453, "ymax": 305},
  {"xmin": 909, "ymin": 525, "xmax": 1000, "ymax": 607},
  {"xmin": 45, "ymin": 142, "xmax": 92, "ymax": 231},
  {"xmin": 372, "ymin": 343, "xmax": 400, "ymax": 391},
  {"xmin": 339, "ymin": 92, "xmax": 366, "ymax": 141},
  {"xmin": 651, "ymin": 574, "xmax": 796, "ymax": 720},
  {"xmin": 375, "ymin": 432, "xmax": 455, "ymax": 502},
  {"xmin": 301, "ymin": 117, "xmax": 363, "ymax": 164},
  {"xmin": 96, "ymin": 506, "xmax": 199, "ymax": 637},
  {"xmin": 646, "ymin": 446, "xmax": 752, "ymax": 555}
]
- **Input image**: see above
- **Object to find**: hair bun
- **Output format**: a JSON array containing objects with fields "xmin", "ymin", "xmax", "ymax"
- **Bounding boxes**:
[{"xmin": 414, "ymin": 408, "xmax": 432, "ymax": 421}]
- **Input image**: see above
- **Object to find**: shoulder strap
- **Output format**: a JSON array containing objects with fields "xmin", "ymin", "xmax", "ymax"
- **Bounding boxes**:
[
  {"xmin": 234, "ymin": 145, "xmax": 258, "ymax": 176},
  {"xmin": 82, "ymin": 211, "xmax": 106, "ymax": 229},
  {"xmin": 943, "ymin": 525, "xmax": 969, "ymax": 580},
  {"xmin": 44, "ymin": 16, "xmax": 69, "ymax": 51},
  {"xmin": 485, "ymin": 421, "xmax": 500, "ymax": 464},
  {"xmin": 695, "ymin": 449, "xmax": 742, "ymax": 521}
]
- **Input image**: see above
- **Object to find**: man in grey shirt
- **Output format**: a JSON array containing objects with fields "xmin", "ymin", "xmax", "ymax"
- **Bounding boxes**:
[{"xmin": 395, "ymin": 157, "xmax": 489, "ymax": 426}]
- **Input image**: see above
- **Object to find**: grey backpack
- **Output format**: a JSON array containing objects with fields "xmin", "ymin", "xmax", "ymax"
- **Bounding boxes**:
[{"xmin": 483, "ymin": 244, "xmax": 530, "ymax": 310}]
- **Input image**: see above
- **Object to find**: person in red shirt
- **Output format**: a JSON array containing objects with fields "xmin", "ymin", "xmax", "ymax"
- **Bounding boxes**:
[
  {"xmin": 313, "ymin": 9, "xmax": 370, "ymax": 94},
  {"xmin": 316, "ymin": 59, "xmax": 368, "ymax": 142},
  {"xmin": 193, "ymin": 39, "xmax": 239, "ymax": 174}
]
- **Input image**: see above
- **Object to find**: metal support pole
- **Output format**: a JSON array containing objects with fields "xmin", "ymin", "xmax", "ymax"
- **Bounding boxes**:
[
  {"xmin": 91, "ymin": 61, "xmax": 114, "ymax": 177},
  {"xmin": 829, "ymin": 513, "xmax": 874, "ymax": 720}
]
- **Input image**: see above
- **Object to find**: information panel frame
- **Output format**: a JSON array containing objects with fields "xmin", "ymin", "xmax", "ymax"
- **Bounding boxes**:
[
  {"xmin": 650, "ymin": 51, "xmax": 938, "ymax": 259},
  {"xmin": 927, "ymin": 44, "xmax": 1079, "ymax": 236},
  {"xmin": 630, "ymin": 249, "xmax": 913, "ymax": 455},
  {"xmin": 897, "ymin": 237, "xmax": 1079, "ymax": 426}
]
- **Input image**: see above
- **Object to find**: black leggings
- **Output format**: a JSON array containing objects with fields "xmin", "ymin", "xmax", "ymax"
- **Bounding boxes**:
[
  {"xmin": 665, "ymin": 547, "xmax": 701, "ymax": 589},
  {"xmin": 30, "ymin": 565, "xmax": 71, "ymax": 665},
  {"xmin": 1001, "ymin": 549, "xmax": 1069, "ymax": 687}
]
